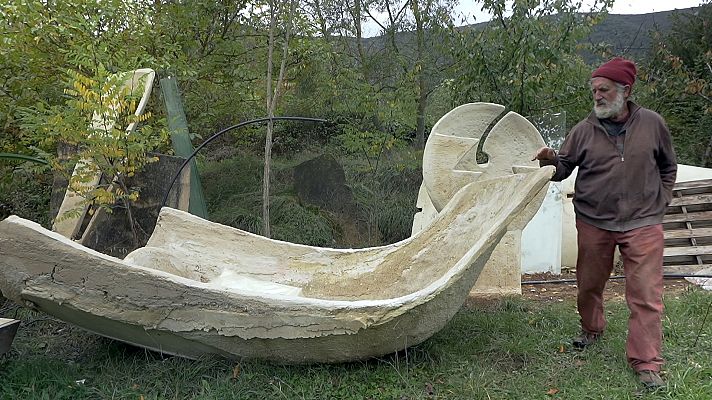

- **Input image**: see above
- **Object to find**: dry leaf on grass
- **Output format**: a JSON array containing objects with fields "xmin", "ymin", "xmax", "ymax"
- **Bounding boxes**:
[
  {"xmin": 232, "ymin": 364, "xmax": 241, "ymax": 380},
  {"xmin": 424, "ymin": 382, "xmax": 435, "ymax": 396}
]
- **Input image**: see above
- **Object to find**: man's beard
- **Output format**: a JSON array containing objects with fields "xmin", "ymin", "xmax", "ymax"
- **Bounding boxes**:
[{"xmin": 593, "ymin": 91, "xmax": 626, "ymax": 119}]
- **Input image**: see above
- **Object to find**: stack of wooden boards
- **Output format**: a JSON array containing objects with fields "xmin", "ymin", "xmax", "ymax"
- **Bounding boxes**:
[{"xmin": 663, "ymin": 179, "xmax": 712, "ymax": 274}]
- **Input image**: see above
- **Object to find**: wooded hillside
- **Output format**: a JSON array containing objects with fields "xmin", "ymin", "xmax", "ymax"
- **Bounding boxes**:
[{"xmin": 1, "ymin": 0, "xmax": 710, "ymax": 247}]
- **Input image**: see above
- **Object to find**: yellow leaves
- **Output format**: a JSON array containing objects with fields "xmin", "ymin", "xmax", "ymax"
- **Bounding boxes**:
[
  {"xmin": 93, "ymin": 188, "xmax": 116, "ymax": 205},
  {"xmin": 101, "ymin": 81, "xmax": 113, "ymax": 95},
  {"xmin": 231, "ymin": 364, "xmax": 241, "ymax": 380},
  {"xmin": 686, "ymin": 78, "xmax": 707, "ymax": 95},
  {"xmin": 73, "ymin": 80, "xmax": 84, "ymax": 93},
  {"xmin": 42, "ymin": 68, "xmax": 169, "ymax": 214}
]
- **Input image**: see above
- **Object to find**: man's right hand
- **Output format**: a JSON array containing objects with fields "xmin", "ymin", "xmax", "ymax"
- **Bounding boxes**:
[{"xmin": 532, "ymin": 146, "xmax": 557, "ymax": 166}]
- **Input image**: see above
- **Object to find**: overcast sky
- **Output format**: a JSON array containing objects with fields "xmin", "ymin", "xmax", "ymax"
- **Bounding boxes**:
[
  {"xmin": 364, "ymin": 0, "xmax": 707, "ymax": 37},
  {"xmin": 455, "ymin": 0, "xmax": 706, "ymax": 25}
]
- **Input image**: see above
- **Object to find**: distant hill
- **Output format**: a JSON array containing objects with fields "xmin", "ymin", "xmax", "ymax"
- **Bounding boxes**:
[
  {"xmin": 583, "ymin": 7, "xmax": 700, "ymax": 63},
  {"xmin": 361, "ymin": 7, "xmax": 702, "ymax": 65}
]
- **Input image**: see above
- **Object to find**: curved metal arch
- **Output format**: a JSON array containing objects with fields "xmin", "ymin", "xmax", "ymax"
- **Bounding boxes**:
[{"xmin": 161, "ymin": 116, "xmax": 327, "ymax": 208}]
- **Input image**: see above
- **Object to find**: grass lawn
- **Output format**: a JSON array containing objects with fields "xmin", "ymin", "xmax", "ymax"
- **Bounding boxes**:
[{"xmin": 1, "ymin": 288, "xmax": 710, "ymax": 400}]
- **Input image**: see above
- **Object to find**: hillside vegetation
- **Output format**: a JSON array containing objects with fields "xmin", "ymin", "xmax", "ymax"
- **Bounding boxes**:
[
  {"xmin": 0, "ymin": 1, "xmax": 711, "ymax": 248},
  {"xmin": 1, "ymin": 4, "xmax": 711, "ymax": 397}
]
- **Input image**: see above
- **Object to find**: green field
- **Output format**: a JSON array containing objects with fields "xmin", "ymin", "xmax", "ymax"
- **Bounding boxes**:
[{"xmin": 2, "ymin": 289, "xmax": 710, "ymax": 400}]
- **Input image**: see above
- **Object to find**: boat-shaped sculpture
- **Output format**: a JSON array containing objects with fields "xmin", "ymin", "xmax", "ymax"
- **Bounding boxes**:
[{"xmin": 0, "ymin": 166, "xmax": 554, "ymax": 363}]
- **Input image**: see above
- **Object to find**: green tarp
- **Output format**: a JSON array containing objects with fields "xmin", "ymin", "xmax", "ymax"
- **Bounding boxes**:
[{"xmin": 160, "ymin": 77, "xmax": 208, "ymax": 218}]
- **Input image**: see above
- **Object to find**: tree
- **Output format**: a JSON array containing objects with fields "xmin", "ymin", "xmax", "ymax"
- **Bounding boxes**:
[
  {"xmin": 365, "ymin": 0, "xmax": 456, "ymax": 148},
  {"xmin": 449, "ymin": 0, "xmax": 613, "ymax": 122},
  {"xmin": 263, "ymin": 0, "xmax": 297, "ymax": 237},
  {"xmin": 151, "ymin": 0, "xmax": 264, "ymax": 135},
  {"xmin": 297, "ymin": 0, "xmax": 404, "ymax": 164},
  {"xmin": 21, "ymin": 67, "xmax": 167, "ymax": 243},
  {"xmin": 0, "ymin": 0, "xmax": 157, "ymax": 156},
  {"xmin": 641, "ymin": 2, "xmax": 712, "ymax": 166},
  {"xmin": 407, "ymin": 0, "xmax": 456, "ymax": 147}
]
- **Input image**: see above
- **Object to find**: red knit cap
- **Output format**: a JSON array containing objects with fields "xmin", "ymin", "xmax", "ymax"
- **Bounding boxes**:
[{"xmin": 591, "ymin": 57, "xmax": 637, "ymax": 86}]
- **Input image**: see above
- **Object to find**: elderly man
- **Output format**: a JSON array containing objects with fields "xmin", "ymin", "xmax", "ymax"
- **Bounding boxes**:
[{"xmin": 534, "ymin": 57, "xmax": 677, "ymax": 388}]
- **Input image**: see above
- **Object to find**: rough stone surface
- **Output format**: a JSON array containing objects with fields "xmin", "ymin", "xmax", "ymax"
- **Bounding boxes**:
[
  {"xmin": 687, "ymin": 266, "xmax": 712, "ymax": 290},
  {"xmin": 293, "ymin": 154, "xmax": 356, "ymax": 215},
  {"xmin": 467, "ymin": 231, "xmax": 522, "ymax": 296},
  {"xmin": 413, "ymin": 103, "xmax": 547, "ymax": 296},
  {"xmin": 0, "ymin": 167, "xmax": 553, "ymax": 363}
]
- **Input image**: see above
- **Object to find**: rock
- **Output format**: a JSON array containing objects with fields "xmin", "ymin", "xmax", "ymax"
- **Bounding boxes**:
[
  {"xmin": 0, "ymin": 203, "xmax": 10, "ymax": 221},
  {"xmin": 293, "ymin": 154, "xmax": 356, "ymax": 216},
  {"xmin": 0, "ymin": 167, "xmax": 554, "ymax": 363},
  {"xmin": 78, "ymin": 153, "xmax": 191, "ymax": 257}
]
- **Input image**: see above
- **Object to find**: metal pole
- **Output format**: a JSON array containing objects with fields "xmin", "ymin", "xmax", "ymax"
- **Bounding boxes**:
[{"xmin": 161, "ymin": 116, "xmax": 326, "ymax": 209}]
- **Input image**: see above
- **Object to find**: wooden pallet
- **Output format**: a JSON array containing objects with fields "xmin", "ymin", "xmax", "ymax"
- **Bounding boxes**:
[{"xmin": 663, "ymin": 179, "xmax": 712, "ymax": 273}]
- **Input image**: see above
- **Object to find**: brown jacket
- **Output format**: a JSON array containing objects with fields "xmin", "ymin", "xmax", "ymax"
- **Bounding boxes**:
[{"xmin": 552, "ymin": 101, "xmax": 677, "ymax": 232}]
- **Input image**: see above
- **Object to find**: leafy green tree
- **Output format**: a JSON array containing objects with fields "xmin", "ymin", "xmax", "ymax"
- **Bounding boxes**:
[
  {"xmin": 21, "ymin": 67, "xmax": 168, "ymax": 243},
  {"xmin": 262, "ymin": 0, "xmax": 298, "ymax": 237},
  {"xmin": 409, "ymin": 0, "xmax": 457, "ymax": 147},
  {"xmin": 0, "ymin": 0, "xmax": 158, "ymax": 155},
  {"xmin": 640, "ymin": 2, "xmax": 712, "ymax": 166},
  {"xmin": 298, "ymin": 0, "xmax": 455, "ymax": 159},
  {"xmin": 449, "ymin": 0, "xmax": 613, "ymax": 123},
  {"xmin": 366, "ymin": 0, "xmax": 457, "ymax": 148},
  {"xmin": 151, "ymin": 0, "xmax": 264, "ymax": 135},
  {"xmin": 296, "ymin": 0, "xmax": 394, "ymax": 164}
]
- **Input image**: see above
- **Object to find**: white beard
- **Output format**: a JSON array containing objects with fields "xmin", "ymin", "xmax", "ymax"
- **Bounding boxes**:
[{"xmin": 593, "ymin": 91, "xmax": 626, "ymax": 119}]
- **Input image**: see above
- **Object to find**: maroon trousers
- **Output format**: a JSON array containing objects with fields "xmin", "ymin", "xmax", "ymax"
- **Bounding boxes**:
[{"xmin": 575, "ymin": 219, "xmax": 665, "ymax": 372}]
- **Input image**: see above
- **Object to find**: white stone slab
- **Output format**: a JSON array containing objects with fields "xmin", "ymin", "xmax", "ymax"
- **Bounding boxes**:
[{"xmin": 0, "ymin": 167, "xmax": 553, "ymax": 363}]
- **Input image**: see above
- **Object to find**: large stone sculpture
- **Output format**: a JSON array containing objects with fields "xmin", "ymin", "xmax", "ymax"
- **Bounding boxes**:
[
  {"xmin": 0, "ymin": 165, "xmax": 554, "ymax": 363},
  {"xmin": 414, "ymin": 103, "xmax": 547, "ymax": 295},
  {"xmin": 421, "ymin": 103, "xmax": 545, "ymax": 212}
]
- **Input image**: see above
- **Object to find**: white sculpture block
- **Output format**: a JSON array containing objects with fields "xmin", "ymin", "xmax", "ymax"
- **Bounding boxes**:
[{"xmin": 415, "ymin": 103, "xmax": 547, "ymax": 296}]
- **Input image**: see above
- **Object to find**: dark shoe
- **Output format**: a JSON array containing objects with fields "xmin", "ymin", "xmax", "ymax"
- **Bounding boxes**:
[
  {"xmin": 572, "ymin": 331, "xmax": 600, "ymax": 349},
  {"xmin": 638, "ymin": 370, "xmax": 665, "ymax": 388}
]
